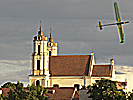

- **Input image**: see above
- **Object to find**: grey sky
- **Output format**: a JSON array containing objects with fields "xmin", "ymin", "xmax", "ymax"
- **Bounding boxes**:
[{"xmin": 0, "ymin": 0, "xmax": 133, "ymax": 90}]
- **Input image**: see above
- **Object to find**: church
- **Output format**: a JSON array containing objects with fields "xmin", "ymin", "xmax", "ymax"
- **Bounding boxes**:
[{"xmin": 29, "ymin": 24, "xmax": 116, "ymax": 90}]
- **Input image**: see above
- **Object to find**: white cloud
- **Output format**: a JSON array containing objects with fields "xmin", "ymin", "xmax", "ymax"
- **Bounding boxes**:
[
  {"xmin": 0, "ymin": 69, "xmax": 29, "ymax": 86},
  {"xmin": 0, "ymin": 60, "xmax": 30, "ymax": 85},
  {"xmin": 115, "ymin": 65, "xmax": 133, "ymax": 92},
  {"xmin": 0, "ymin": 60, "xmax": 31, "ymax": 71}
]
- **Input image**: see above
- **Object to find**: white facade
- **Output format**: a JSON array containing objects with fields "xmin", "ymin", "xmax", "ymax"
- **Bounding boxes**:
[{"xmin": 29, "ymin": 26, "xmax": 58, "ymax": 87}]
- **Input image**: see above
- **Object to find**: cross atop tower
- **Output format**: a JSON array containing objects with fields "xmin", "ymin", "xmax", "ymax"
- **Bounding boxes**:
[
  {"xmin": 38, "ymin": 21, "xmax": 43, "ymax": 36},
  {"xmin": 50, "ymin": 27, "xmax": 52, "ymax": 34},
  {"xmin": 50, "ymin": 27, "xmax": 52, "ymax": 38},
  {"xmin": 40, "ymin": 20, "xmax": 41, "ymax": 26},
  {"xmin": 49, "ymin": 27, "xmax": 53, "ymax": 42},
  {"xmin": 39, "ymin": 20, "xmax": 42, "ymax": 31}
]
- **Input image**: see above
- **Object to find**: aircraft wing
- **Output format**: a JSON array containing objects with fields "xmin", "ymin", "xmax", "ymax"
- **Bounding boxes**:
[
  {"xmin": 114, "ymin": 2, "xmax": 121, "ymax": 23},
  {"xmin": 117, "ymin": 24, "xmax": 124, "ymax": 43},
  {"xmin": 114, "ymin": 2, "xmax": 124, "ymax": 43}
]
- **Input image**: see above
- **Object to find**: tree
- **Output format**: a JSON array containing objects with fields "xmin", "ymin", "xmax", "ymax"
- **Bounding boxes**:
[
  {"xmin": 0, "ymin": 94, "xmax": 4, "ymax": 100},
  {"xmin": 127, "ymin": 90, "xmax": 133, "ymax": 100},
  {"xmin": 26, "ymin": 83, "xmax": 48, "ymax": 100},
  {"xmin": 1, "ymin": 82, "xmax": 16, "ymax": 88},
  {"xmin": 2, "ymin": 81, "xmax": 27, "ymax": 100},
  {"xmin": 87, "ymin": 78, "xmax": 126, "ymax": 100},
  {"xmin": 1, "ymin": 81, "xmax": 48, "ymax": 100}
]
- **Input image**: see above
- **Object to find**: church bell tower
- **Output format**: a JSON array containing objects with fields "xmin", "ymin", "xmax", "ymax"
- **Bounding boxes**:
[{"xmin": 29, "ymin": 22, "xmax": 58, "ymax": 87}]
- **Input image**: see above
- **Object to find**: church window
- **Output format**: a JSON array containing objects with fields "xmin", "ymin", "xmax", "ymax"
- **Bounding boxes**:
[
  {"xmin": 36, "ymin": 80, "xmax": 40, "ymax": 86},
  {"xmin": 74, "ymin": 84, "xmax": 80, "ymax": 91},
  {"xmin": 47, "ymin": 80, "xmax": 48, "ymax": 86},
  {"xmin": 49, "ymin": 51, "xmax": 51, "ymax": 56},
  {"xmin": 53, "ymin": 84, "xmax": 59, "ymax": 87},
  {"xmin": 47, "ymin": 42, "xmax": 52, "ymax": 46},
  {"xmin": 38, "ymin": 45, "xmax": 40, "ymax": 55},
  {"xmin": 37, "ymin": 60, "xmax": 40, "ymax": 70}
]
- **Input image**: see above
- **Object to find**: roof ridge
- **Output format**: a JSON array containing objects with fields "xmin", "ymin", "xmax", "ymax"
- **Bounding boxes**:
[
  {"xmin": 94, "ymin": 65, "xmax": 111, "ymax": 66},
  {"xmin": 50, "ymin": 55, "xmax": 90, "ymax": 57}
]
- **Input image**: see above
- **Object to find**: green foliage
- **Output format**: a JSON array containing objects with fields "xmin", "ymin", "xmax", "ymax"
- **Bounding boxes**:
[
  {"xmin": 87, "ymin": 78, "xmax": 127, "ymax": 100},
  {"xmin": 1, "ymin": 81, "xmax": 48, "ymax": 100},
  {"xmin": 0, "ymin": 94, "xmax": 4, "ymax": 100},
  {"xmin": 26, "ymin": 84, "xmax": 48, "ymax": 100},
  {"xmin": 1, "ymin": 82, "xmax": 16, "ymax": 88},
  {"xmin": 128, "ymin": 92, "xmax": 133, "ymax": 100},
  {"xmin": 81, "ymin": 85, "xmax": 87, "ymax": 89}
]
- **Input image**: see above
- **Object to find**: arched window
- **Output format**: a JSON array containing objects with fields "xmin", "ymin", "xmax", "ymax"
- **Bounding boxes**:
[
  {"xmin": 53, "ymin": 84, "xmax": 59, "ymax": 87},
  {"xmin": 37, "ymin": 60, "xmax": 40, "ymax": 70},
  {"xmin": 49, "ymin": 51, "xmax": 51, "ymax": 56},
  {"xmin": 36, "ymin": 80, "xmax": 40, "ymax": 86},
  {"xmin": 74, "ymin": 84, "xmax": 80, "ymax": 91},
  {"xmin": 38, "ymin": 45, "xmax": 40, "ymax": 55}
]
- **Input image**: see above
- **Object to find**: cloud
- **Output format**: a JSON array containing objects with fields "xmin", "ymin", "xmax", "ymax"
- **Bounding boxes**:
[
  {"xmin": 115, "ymin": 65, "xmax": 133, "ymax": 92},
  {"xmin": 115, "ymin": 65, "xmax": 133, "ymax": 73},
  {"xmin": 0, "ymin": 60, "xmax": 31, "ymax": 73},
  {"xmin": 0, "ymin": 60, "xmax": 30, "ymax": 85},
  {"xmin": 0, "ymin": 69, "xmax": 29, "ymax": 86}
]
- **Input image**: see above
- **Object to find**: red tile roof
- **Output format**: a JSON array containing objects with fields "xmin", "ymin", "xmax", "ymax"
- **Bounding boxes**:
[
  {"xmin": 0, "ymin": 88, "xmax": 13, "ymax": 97},
  {"xmin": 49, "ymin": 55, "xmax": 91, "ymax": 76},
  {"xmin": 0, "ymin": 87, "xmax": 79, "ymax": 99},
  {"xmin": 92, "ymin": 65, "xmax": 111, "ymax": 77},
  {"xmin": 45, "ymin": 87, "xmax": 79, "ymax": 100}
]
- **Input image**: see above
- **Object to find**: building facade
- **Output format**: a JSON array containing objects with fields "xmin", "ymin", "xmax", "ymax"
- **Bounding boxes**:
[
  {"xmin": 29, "ymin": 25, "xmax": 115, "ymax": 89},
  {"xmin": 29, "ymin": 26, "xmax": 58, "ymax": 87}
]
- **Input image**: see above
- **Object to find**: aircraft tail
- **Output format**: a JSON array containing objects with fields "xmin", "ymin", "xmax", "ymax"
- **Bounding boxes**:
[
  {"xmin": 96, "ymin": 24, "xmax": 100, "ymax": 27},
  {"xmin": 96, "ymin": 21, "xmax": 102, "ymax": 30},
  {"xmin": 99, "ymin": 21, "xmax": 102, "ymax": 30}
]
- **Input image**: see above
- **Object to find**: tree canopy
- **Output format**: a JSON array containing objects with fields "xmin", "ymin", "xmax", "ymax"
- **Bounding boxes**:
[
  {"xmin": 0, "ymin": 81, "xmax": 48, "ymax": 100},
  {"xmin": 1, "ymin": 82, "xmax": 16, "ymax": 88},
  {"xmin": 87, "ymin": 78, "xmax": 127, "ymax": 100}
]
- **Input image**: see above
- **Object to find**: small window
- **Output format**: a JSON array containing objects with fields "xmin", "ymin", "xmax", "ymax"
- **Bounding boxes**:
[
  {"xmin": 47, "ymin": 43, "xmax": 51, "ymax": 46},
  {"xmin": 38, "ymin": 45, "xmax": 40, "ymax": 55},
  {"xmin": 38, "ymin": 37, "xmax": 40, "ymax": 40},
  {"xmin": 37, "ymin": 60, "xmax": 40, "ymax": 70},
  {"xmin": 49, "ymin": 51, "xmax": 51, "ymax": 56},
  {"xmin": 53, "ymin": 84, "xmax": 59, "ymax": 87},
  {"xmin": 47, "ymin": 80, "xmax": 48, "ymax": 87},
  {"xmin": 74, "ymin": 84, "xmax": 80, "ymax": 91},
  {"xmin": 36, "ymin": 80, "xmax": 40, "ymax": 86}
]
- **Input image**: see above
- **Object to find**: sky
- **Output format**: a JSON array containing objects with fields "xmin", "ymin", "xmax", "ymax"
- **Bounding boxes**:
[{"xmin": 0, "ymin": 0, "xmax": 133, "ymax": 91}]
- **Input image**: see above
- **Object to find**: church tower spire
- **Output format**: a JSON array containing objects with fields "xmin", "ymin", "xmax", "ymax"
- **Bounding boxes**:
[
  {"xmin": 40, "ymin": 21, "xmax": 42, "ymax": 31},
  {"xmin": 29, "ymin": 22, "xmax": 58, "ymax": 87},
  {"xmin": 38, "ymin": 21, "xmax": 43, "ymax": 36},
  {"xmin": 47, "ymin": 27, "xmax": 58, "ymax": 56},
  {"xmin": 49, "ymin": 27, "xmax": 53, "ymax": 42}
]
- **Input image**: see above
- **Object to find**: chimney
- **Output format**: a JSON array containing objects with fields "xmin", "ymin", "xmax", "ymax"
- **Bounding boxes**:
[
  {"xmin": 52, "ymin": 90, "xmax": 55, "ymax": 94},
  {"xmin": 110, "ymin": 59, "xmax": 114, "ymax": 66},
  {"xmin": 125, "ymin": 79, "xmax": 127, "ymax": 86}
]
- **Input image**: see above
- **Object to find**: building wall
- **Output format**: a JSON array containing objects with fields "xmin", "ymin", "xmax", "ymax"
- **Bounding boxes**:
[
  {"xmin": 50, "ymin": 76, "xmax": 91, "ymax": 88},
  {"xmin": 29, "ymin": 75, "xmax": 51, "ymax": 87}
]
